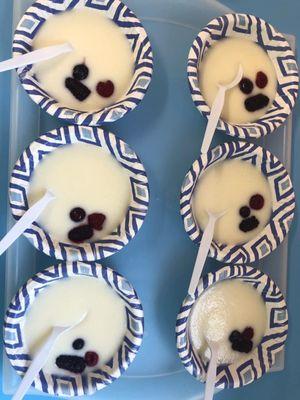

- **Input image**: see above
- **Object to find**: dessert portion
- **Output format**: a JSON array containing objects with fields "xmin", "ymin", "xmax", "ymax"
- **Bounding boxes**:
[
  {"xmin": 24, "ymin": 276, "xmax": 127, "ymax": 375},
  {"xmin": 32, "ymin": 8, "xmax": 135, "ymax": 112},
  {"xmin": 199, "ymin": 37, "xmax": 277, "ymax": 124},
  {"xmin": 189, "ymin": 279, "xmax": 267, "ymax": 365},
  {"xmin": 192, "ymin": 159, "xmax": 272, "ymax": 245},
  {"xmin": 28, "ymin": 143, "xmax": 131, "ymax": 244}
]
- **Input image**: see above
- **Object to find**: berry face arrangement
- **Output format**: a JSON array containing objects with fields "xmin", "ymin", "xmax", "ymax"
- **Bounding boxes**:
[
  {"xmin": 189, "ymin": 279, "xmax": 267, "ymax": 365},
  {"xmin": 192, "ymin": 159, "xmax": 272, "ymax": 245},
  {"xmin": 28, "ymin": 143, "xmax": 131, "ymax": 244},
  {"xmin": 24, "ymin": 276, "xmax": 127, "ymax": 375},
  {"xmin": 32, "ymin": 8, "xmax": 135, "ymax": 112},
  {"xmin": 199, "ymin": 37, "xmax": 277, "ymax": 124}
]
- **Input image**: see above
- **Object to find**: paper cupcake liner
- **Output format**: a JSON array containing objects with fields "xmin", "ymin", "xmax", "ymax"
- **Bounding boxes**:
[
  {"xmin": 9, "ymin": 125, "xmax": 149, "ymax": 261},
  {"xmin": 4, "ymin": 262, "xmax": 144, "ymax": 396},
  {"xmin": 180, "ymin": 141, "xmax": 295, "ymax": 264},
  {"xmin": 187, "ymin": 13, "xmax": 299, "ymax": 138},
  {"xmin": 13, "ymin": 0, "xmax": 153, "ymax": 126},
  {"xmin": 176, "ymin": 265, "xmax": 288, "ymax": 389}
]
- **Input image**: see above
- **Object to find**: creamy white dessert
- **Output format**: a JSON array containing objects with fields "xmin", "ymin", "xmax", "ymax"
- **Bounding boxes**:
[
  {"xmin": 28, "ymin": 143, "xmax": 131, "ymax": 244},
  {"xmin": 189, "ymin": 279, "xmax": 267, "ymax": 365},
  {"xmin": 32, "ymin": 8, "xmax": 135, "ymax": 112},
  {"xmin": 199, "ymin": 37, "xmax": 277, "ymax": 124},
  {"xmin": 24, "ymin": 276, "xmax": 127, "ymax": 375},
  {"xmin": 192, "ymin": 159, "xmax": 272, "ymax": 245}
]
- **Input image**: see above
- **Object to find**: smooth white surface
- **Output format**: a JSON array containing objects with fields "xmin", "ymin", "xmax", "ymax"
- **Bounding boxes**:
[
  {"xmin": 192, "ymin": 159, "xmax": 272, "ymax": 245},
  {"xmin": 201, "ymin": 65, "xmax": 243, "ymax": 154},
  {"xmin": 0, "ymin": 191, "xmax": 54, "ymax": 256},
  {"xmin": 24, "ymin": 276, "xmax": 127, "ymax": 375},
  {"xmin": 189, "ymin": 279, "xmax": 267, "ymax": 365},
  {"xmin": 204, "ymin": 342, "xmax": 219, "ymax": 400},
  {"xmin": 33, "ymin": 8, "xmax": 135, "ymax": 112},
  {"xmin": 28, "ymin": 143, "xmax": 131, "ymax": 243},
  {"xmin": 199, "ymin": 37, "xmax": 277, "ymax": 124},
  {"xmin": 188, "ymin": 211, "xmax": 224, "ymax": 296},
  {"xmin": 0, "ymin": 43, "xmax": 73, "ymax": 73},
  {"xmin": 13, "ymin": 313, "xmax": 87, "ymax": 400}
]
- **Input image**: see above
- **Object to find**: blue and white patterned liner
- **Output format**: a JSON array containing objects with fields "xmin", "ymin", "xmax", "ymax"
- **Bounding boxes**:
[
  {"xmin": 9, "ymin": 125, "xmax": 149, "ymax": 261},
  {"xmin": 4, "ymin": 262, "xmax": 144, "ymax": 396},
  {"xmin": 188, "ymin": 13, "xmax": 299, "ymax": 139},
  {"xmin": 176, "ymin": 265, "xmax": 288, "ymax": 389},
  {"xmin": 13, "ymin": 0, "xmax": 153, "ymax": 126},
  {"xmin": 180, "ymin": 141, "xmax": 295, "ymax": 264}
]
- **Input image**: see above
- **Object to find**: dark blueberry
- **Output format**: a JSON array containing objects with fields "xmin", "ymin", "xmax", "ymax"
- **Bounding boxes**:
[
  {"xmin": 73, "ymin": 338, "xmax": 85, "ymax": 350},
  {"xmin": 96, "ymin": 80, "xmax": 115, "ymax": 98},
  {"xmin": 244, "ymin": 94, "xmax": 269, "ymax": 112},
  {"xmin": 242, "ymin": 327, "xmax": 254, "ymax": 341},
  {"xmin": 65, "ymin": 77, "xmax": 91, "ymax": 101},
  {"xmin": 229, "ymin": 330, "xmax": 242, "ymax": 343},
  {"xmin": 72, "ymin": 64, "xmax": 89, "ymax": 81},
  {"xmin": 232, "ymin": 341, "xmax": 243, "ymax": 352},
  {"xmin": 68, "ymin": 225, "xmax": 94, "ymax": 243},
  {"xmin": 256, "ymin": 71, "xmax": 268, "ymax": 89},
  {"xmin": 240, "ymin": 340, "xmax": 253, "ymax": 354},
  {"xmin": 239, "ymin": 216, "xmax": 260, "ymax": 233},
  {"xmin": 239, "ymin": 78, "xmax": 254, "ymax": 95},
  {"xmin": 85, "ymin": 351, "xmax": 99, "ymax": 367},
  {"xmin": 70, "ymin": 207, "xmax": 86, "ymax": 223},
  {"xmin": 239, "ymin": 206, "xmax": 251, "ymax": 218},
  {"xmin": 249, "ymin": 194, "xmax": 265, "ymax": 210},
  {"xmin": 88, "ymin": 213, "xmax": 106, "ymax": 231},
  {"xmin": 56, "ymin": 355, "xmax": 86, "ymax": 374}
]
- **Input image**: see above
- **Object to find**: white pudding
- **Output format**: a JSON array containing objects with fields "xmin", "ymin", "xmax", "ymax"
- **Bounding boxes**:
[
  {"xmin": 28, "ymin": 143, "xmax": 131, "ymax": 244},
  {"xmin": 189, "ymin": 279, "xmax": 267, "ymax": 365},
  {"xmin": 24, "ymin": 276, "xmax": 127, "ymax": 375},
  {"xmin": 192, "ymin": 159, "xmax": 272, "ymax": 245},
  {"xmin": 199, "ymin": 37, "xmax": 277, "ymax": 124},
  {"xmin": 32, "ymin": 8, "xmax": 135, "ymax": 112}
]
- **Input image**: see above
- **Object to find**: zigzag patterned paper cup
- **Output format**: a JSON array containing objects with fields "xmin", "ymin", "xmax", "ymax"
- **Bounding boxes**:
[
  {"xmin": 180, "ymin": 141, "xmax": 295, "ymax": 264},
  {"xmin": 176, "ymin": 265, "xmax": 288, "ymax": 389},
  {"xmin": 188, "ymin": 13, "xmax": 299, "ymax": 139},
  {"xmin": 4, "ymin": 262, "xmax": 144, "ymax": 396},
  {"xmin": 13, "ymin": 0, "xmax": 153, "ymax": 126},
  {"xmin": 9, "ymin": 125, "xmax": 149, "ymax": 261}
]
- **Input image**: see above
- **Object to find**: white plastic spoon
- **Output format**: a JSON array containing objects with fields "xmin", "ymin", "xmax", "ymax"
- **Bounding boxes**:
[
  {"xmin": 188, "ymin": 210, "xmax": 226, "ymax": 296},
  {"xmin": 0, "ymin": 43, "xmax": 73, "ymax": 73},
  {"xmin": 201, "ymin": 64, "xmax": 244, "ymax": 154},
  {"xmin": 204, "ymin": 342, "xmax": 219, "ymax": 400},
  {"xmin": 13, "ymin": 312, "xmax": 88, "ymax": 400},
  {"xmin": 0, "ymin": 191, "xmax": 55, "ymax": 256}
]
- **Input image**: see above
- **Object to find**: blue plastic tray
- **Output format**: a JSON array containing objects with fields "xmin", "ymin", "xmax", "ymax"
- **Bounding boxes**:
[{"xmin": 2, "ymin": 0, "xmax": 295, "ymax": 398}]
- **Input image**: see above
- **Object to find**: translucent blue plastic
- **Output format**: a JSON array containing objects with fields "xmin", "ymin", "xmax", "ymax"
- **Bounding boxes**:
[{"xmin": 2, "ymin": 0, "xmax": 294, "ymax": 398}]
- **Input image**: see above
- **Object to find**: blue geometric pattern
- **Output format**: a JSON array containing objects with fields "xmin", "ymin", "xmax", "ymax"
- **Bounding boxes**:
[
  {"xmin": 13, "ymin": 0, "xmax": 154, "ymax": 126},
  {"xmin": 9, "ymin": 125, "xmax": 150, "ymax": 261},
  {"xmin": 4, "ymin": 262, "xmax": 144, "ymax": 396},
  {"xmin": 187, "ymin": 13, "xmax": 299, "ymax": 139},
  {"xmin": 176, "ymin": 265, "xmax": 288, "ymax": 389},
  {"xmin": 180, "ymin": 141, "xmax": 295, "ymax": 264}
]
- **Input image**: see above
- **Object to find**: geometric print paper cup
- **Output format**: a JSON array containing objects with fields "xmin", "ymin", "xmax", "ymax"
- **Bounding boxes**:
[
  {"xmin": 9, "ymin": 125, "xmax": 149, "ymax": 262},
  {"xmin": 4, "ymin": 262, "xmax": 144, "ymax": 397},
  {"xmin": 180, "ymin": 141, "xmax": 295, "ymax": 264},
  {"xmin": 13, "ymin": 0, "xmax": 153, "ymax": 126},
  {"xmin": 176, "ymin": 265, "xmax": 288, "ymax": 389},
  {"xmin": 188, "ymin": 13, "xmax": 299, "ymax": 139}
]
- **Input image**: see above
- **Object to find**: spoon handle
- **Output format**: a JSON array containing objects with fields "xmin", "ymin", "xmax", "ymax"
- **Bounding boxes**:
[
  {"xmin": 0, "ymin": 191, "xmax": 54, "ymax": 256},
  {"xmin": 204, "ymin": 347, "xmax": 218, "ymax": 400},
  {"xmin": 12, "ymin": 327, "xmax": 65, "ymax": 400},
  {"xmin": 188, "ymin": 214, "xmax": 217, "ymax": 296},
  {"xmin": 201, "ymin": 86, "xmax": 226, "ymax": 154},
  {"xmin": 0, "ymin": 43, "xmax": 72, "ymax": 73}
]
